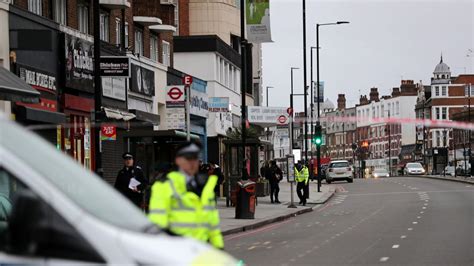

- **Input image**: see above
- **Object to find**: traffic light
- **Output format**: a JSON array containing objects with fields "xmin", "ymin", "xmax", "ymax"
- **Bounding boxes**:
[{"xmin": 313, "ymin": 124, "xmax": 322, "ymax": 146}]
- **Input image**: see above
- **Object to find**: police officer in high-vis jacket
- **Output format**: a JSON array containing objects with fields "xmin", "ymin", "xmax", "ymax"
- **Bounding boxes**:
[
  {"xmin": 295, "ymin": 161, "xmax": 309, "ymax": 206},
  {"xmin": 148, "ymin": 142, "xmax": 224, "ymax": 249}
]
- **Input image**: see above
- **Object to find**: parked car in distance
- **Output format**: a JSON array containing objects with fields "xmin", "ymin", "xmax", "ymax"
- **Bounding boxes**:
[
  {"xmin": 326, "ymin": 160, "xmax": 353, "ymax": 184},
  {"xmin": 444, "ymin": 166, "xmax": 455, "ymax": 177},
  {"xmin": 371, "ymin": 168, "xmax": 390, "ymax": 178},
  {"xmin": 404, "ymin": 162, "xmax": 426, "ymax": 175}
]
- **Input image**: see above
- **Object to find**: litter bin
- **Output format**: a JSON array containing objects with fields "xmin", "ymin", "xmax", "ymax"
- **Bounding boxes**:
[{"xmin": 235, "ymin": 180, "xmax": 256, "ymax": 219}]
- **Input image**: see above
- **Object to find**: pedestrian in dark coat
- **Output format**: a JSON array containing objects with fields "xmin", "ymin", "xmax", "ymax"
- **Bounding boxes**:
[
  {"xmin": 114, "ymin": 153, "xmax": 148, "ymax": 208},
  {"xmin": 266, "ymin": 160, "xmax": 282, "ymax": 203}
]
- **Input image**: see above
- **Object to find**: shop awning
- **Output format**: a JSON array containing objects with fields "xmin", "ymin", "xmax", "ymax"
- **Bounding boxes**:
[
  {"xmin": 0, "ymin": 66, "xmax": 40, "ymax": 103},
  {"xmin": 103, "ymin": 107, "xmax": 136, "ymax": 121},
  {"xmin": 130, "ymin": 109, "xmax": 160, "ymax": 126},
  {"xmin": 122, "ymin": 128, "xmax": 200, "ymax": 140},
  {"xmin": 15, "ymin": 106, "xmax": 66, "ymax": 124}
]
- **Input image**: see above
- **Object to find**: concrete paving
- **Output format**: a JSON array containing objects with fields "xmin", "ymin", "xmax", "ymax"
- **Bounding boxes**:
[
  {"xmin": 226, "ymin": 177, "xmax": 474, "ymax": 265},
  {"xmin": 218, "ymin": 181, "xmax": 336, "ymax": 235}
]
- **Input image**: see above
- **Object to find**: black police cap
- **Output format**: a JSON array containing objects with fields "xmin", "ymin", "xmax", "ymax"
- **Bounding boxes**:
[
  {"xmin": 176, "ymin": 142, "xmax": 202, "ymax": 158},
  {"xmin": 122, "ymin": 153, "xmax": 133, "ymax": 159}
]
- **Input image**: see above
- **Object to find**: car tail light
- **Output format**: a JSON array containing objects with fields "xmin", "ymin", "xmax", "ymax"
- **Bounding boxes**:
[{"xmin": 329, "ymin": 169, "xmax": 333, "ymax": 172}]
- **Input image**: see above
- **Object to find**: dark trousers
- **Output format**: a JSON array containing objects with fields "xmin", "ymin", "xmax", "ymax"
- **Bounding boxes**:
[
  {"xmin": 270, "ymin": 182, "xmax": 280, "ymax": 202},
  {"xmin": 297, "ymin": 182, "xmax": 307, "ymax": 204}
]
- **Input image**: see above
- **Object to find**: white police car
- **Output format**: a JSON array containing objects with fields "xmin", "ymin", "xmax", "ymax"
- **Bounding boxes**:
[{"xmin": 0, "ymin": 117, "xmax": 238, "ymax": 265}]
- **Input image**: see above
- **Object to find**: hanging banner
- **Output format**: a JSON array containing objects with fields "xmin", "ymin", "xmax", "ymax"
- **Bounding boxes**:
[
  {"xmin": 313, "ymin": 81, "xmax": 325, "ymax": 103},
  {"xmin": 100, "ymin": 124, "xmax": 117, "ymax": 141},
  {"xmin": 246, "ymin": 0, "xmax": 272, "ymax": 43}
]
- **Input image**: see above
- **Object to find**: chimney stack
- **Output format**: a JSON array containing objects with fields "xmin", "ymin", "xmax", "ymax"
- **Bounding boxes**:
[
  {"xmin": 359, "ymin": 95, "xmax": 369, "ymax": 105},
  {"xmin": 392, "ymin": 87, "xmax": 401, "ymax": 97},
  {"xmin": 337, "ymin": 94, "xmax": 346, "ymax": 110},
  {"xmin": 369, "ymin": 88, "xmax": 379, "ymax": 102}
]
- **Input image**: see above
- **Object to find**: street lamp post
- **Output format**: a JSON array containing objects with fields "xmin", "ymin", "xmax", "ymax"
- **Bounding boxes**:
[
  {"xmin": 240, "ymin": 0, "xmax": 248, "ymax": 180},
  {"xmin": 310, "ymin": 47, "xmax": 317, "ymax": 177},
  {"xmin": 290, "ymin": 67, "xmax": 299, "ymax": 151},
  {"xmin": 316, "ymin": 21, "xmax": 349, "ymax": 192},
  {"xmin": 266, "ymin": 86, "xmax": 274, "ymax": 107},
  {"xmin": 302, "ymin": 0, "xmax": 308, "ymax": 164}
]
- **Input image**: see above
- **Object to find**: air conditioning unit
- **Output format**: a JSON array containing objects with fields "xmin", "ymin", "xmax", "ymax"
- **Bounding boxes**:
[{"xmin": 160, "ymin": 0, "xmax": 176, "ymax": 5}]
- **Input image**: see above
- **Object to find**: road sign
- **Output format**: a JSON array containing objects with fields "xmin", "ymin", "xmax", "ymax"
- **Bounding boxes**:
[
  {"xmin": 183, "ymin": 75, "xmax": 193, "ymax": 85},
  {"xmin": 168, "ymin": 87, "xmax": 183, "ymax": 100},
  {"xmin": 287, "ymin": 107, "xmax": 293, "ymax": 115},
  {"xmin": 165, "ymin": 85, "xmax": 185, "ymax": 107},
  {"xmin": 277, "ymin": 115, "xmax": 287, "ymax": 125}
]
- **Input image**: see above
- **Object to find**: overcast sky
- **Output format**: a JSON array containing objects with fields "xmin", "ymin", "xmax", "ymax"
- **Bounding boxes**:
[{"xmin": 262, "ymin": 0, "xmax": 474, "ymax": 111}]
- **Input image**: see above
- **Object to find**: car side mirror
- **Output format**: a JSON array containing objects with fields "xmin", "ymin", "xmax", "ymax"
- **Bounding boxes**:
[{"xmin": 6, "ymin": 188, "xmax": 49, "ymax": 255}]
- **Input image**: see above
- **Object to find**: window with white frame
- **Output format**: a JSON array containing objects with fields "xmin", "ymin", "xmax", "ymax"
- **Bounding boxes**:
[
  {"xmin": 124, "ymin": 22, "xmax": 129, "ymax": 48},
  {"xmin": 150, "ymin": 34, "xmax": 158, "ymax": 61},
  {"xmin": 435, "ymin": 86, "xmax": 439, "ymax": 96},
  {"xmin": 441, "ymin": 107, "xmax": 447, "ymax": 120},
  {"xmin": 435, "ymin": 107, "xmax": 440, "ymax": 120},
  {"xmin": 78, "ymin": 4, "xmax": 89, "ymax": 34},
  {"xmin": 220, "ymin": 58, "xmax": 224, "ymax": 82},
  {"xmin": 28, "ymin": 0, "xmax": 42, "ymax": 15},
  {"xmin": 464, "ymin": 84, "xmax": 474, "ymax": 96},
  {"xmin": 216, "ymin": 56, "xmax": 220, "ymax": 81},
  {"xmin": 441, "ymin": 86, "xmax": 447, "ymax": 96},
  {"xmin": 100, "ymin": 13, "xmax": 110, "ymax": 42},
  {"xmin": 53, "ymin": 0, "xmax": 66, "ymax": 25},
  {"xmin": 435, "ymin": 131, "xmax": 440, "ymax": 147},
  {"xmin": 115, "ymin": 19, "xmax": 121, "ymax": 46},
  {"xmin": 229, "ymin": 65, "xmax": 234, "ymax": 90},
  {"xmin": 162, "ymin": 41, "xmax": 171, "ymax": 67},
  {"xmin": 134, "ymin": 28, "xmax": 144, "ymax": 56}
]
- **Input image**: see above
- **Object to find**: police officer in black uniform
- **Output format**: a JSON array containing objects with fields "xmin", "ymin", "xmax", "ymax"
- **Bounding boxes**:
[{"xmin": 114, "ymin": 153, "xmax": 148, "ymax": 207}]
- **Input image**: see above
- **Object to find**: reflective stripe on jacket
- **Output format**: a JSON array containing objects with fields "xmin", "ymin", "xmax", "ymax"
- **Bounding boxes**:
[
  {"xmin": 295, "ymin": 166, "xmax": 309, "ymax": 185},
  {"xmin": 148, "ymin": 171, "xmax": 224, "ymax": 249}
]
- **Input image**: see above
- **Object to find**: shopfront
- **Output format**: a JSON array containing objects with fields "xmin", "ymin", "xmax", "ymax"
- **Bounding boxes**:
[
  {"xmin": 61, "ymin": 32, "xmax": 95, "ymax": 170},
  {"xmin": 9, "ymin": 6, "xmax": 65, "ymax": 145}
]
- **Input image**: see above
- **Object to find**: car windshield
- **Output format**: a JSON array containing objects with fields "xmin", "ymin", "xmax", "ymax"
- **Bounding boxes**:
[
  {"xmin": 330, "ymin": 162, "xmax": 349, "ymax": 168},
  {"xmin": 0, "ymin": 120, "xmax": 154, "ymax": 233},
  {"xmin": 406, "ymin": 163, "xmax": 423, "ymax": 169}
]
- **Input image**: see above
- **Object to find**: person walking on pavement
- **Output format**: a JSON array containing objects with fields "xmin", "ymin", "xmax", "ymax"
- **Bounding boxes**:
[
  {"xmin": 148, "ymin": 142, "xmax": 224, "ymax": 249},
  {"xmin": 295, "ymin": 161, "xmax": 309, "ymax": 206},
  {"xmin": 266, "ymin": 160, "xmax": 283, "ymax": 204},
  {"xmin": 114, "ymin": 153, "xmax": 148, "ymax": 208}
]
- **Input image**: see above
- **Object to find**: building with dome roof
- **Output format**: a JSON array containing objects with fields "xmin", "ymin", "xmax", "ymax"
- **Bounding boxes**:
[{"xmin": 422, "ymin": 55, "xmax": 474, "ymax": 174}]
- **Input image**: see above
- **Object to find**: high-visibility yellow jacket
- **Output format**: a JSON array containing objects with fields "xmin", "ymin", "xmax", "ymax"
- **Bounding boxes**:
[
  {"xmin": 148, "ymin": 171, "xmax": 224, "ymax": 249},
  {"xmin": 295, "ymin": 166, "xmax": 309, "ymax": 185}
]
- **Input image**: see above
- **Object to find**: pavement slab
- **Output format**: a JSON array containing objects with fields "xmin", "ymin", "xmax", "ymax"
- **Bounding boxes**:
[{"xmin": 218, "ymin": 182, "xmax": 336, "ymax": 235}]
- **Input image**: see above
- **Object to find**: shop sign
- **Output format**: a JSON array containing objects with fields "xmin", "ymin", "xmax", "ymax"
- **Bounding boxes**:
[
  {"xmin": 209, "ymin": 97, "xmax": 230, "ymax": 112},
  {"xmin": 190, "ymin": 89, "xmax": 209, "ymax": 118},
  {"xmin": 102, "ymin": 77, "xmax": 126, "ymax": 101},
  {"xmin": 18, "ymin": 65, "xmax": 56, "ymax": 92},
  {"xmin": 165, "ymin": 85, "xmax": 185, "ymax": 107},
  {"xmin": 247, "ymin": 106, "xmax": 289, "ymax": 125},
  {"xmin": 130, "ymin": 63, "xmax": 155, "ymax": 96},
  {"xmin": 100, "ymin": 56, "xmax": 130, "ymax": 77},
  {"xmin": 65, "ymin": 34, "xmax": 94, "ymax": 92},
  {"xmin": 100, "ymin": 124, "xmax": 116, "ymax": 141}
]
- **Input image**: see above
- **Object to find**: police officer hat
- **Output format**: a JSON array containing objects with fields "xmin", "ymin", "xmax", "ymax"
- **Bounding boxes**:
[
  {"xmin": 176, "ymin": 142, "xmax": 202, "ymax": 159},
  {"xmin": 122, "ymin": 152, "xmax": 134, "ymax": 159}
]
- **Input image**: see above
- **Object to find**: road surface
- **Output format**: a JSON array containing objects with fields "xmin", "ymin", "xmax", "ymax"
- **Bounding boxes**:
[{"xmin": 226, "ymin": 177, "xmax": 474, "ymax": 265}]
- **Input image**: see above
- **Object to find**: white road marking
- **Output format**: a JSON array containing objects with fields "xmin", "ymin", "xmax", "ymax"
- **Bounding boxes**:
[
  {"xmin": 417, "ymin": 216, "xmax": 421, "ymax": 219},
  {"xmin": 248, "ymin": 246, "xmax": 256, "ymax": 250},
  {"xmin": 380, "ymin": 257, "xmax": 390, "ymax": 262},
  {"xmin": 401, "ymin": 235, "xmax": 407, "ymax": 239},
  {"xmin": 263, "ymin": 241, "xmax": 271, "ymax": 245},
  {"xmin": 422, "ymin": 206, "xmax": 427, "ymax": 209},
  {"xmin": 408, "ymin": 228, "xmax": 413, "ymax": 231},
  {"xmin": 424, "ymin": 203, "xmax": 428, "ymax": 206},
  {"xmin": 289, "ymin": 258, "xmax": 296, "ymax": 262},
  {"xmin": 420, "ymin": 211, "xmax": 424, "ymax": 214},
  {"xmin": 392, "ymin": 244, "xmax": 400, "ymax": 249},
  {"xmin": 267, "ymin": 246, "xmax": 272, "ymax": 249},
  {"xmin": 413, "ymin": 221, "xmax": 418, "ymax": 224}
]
